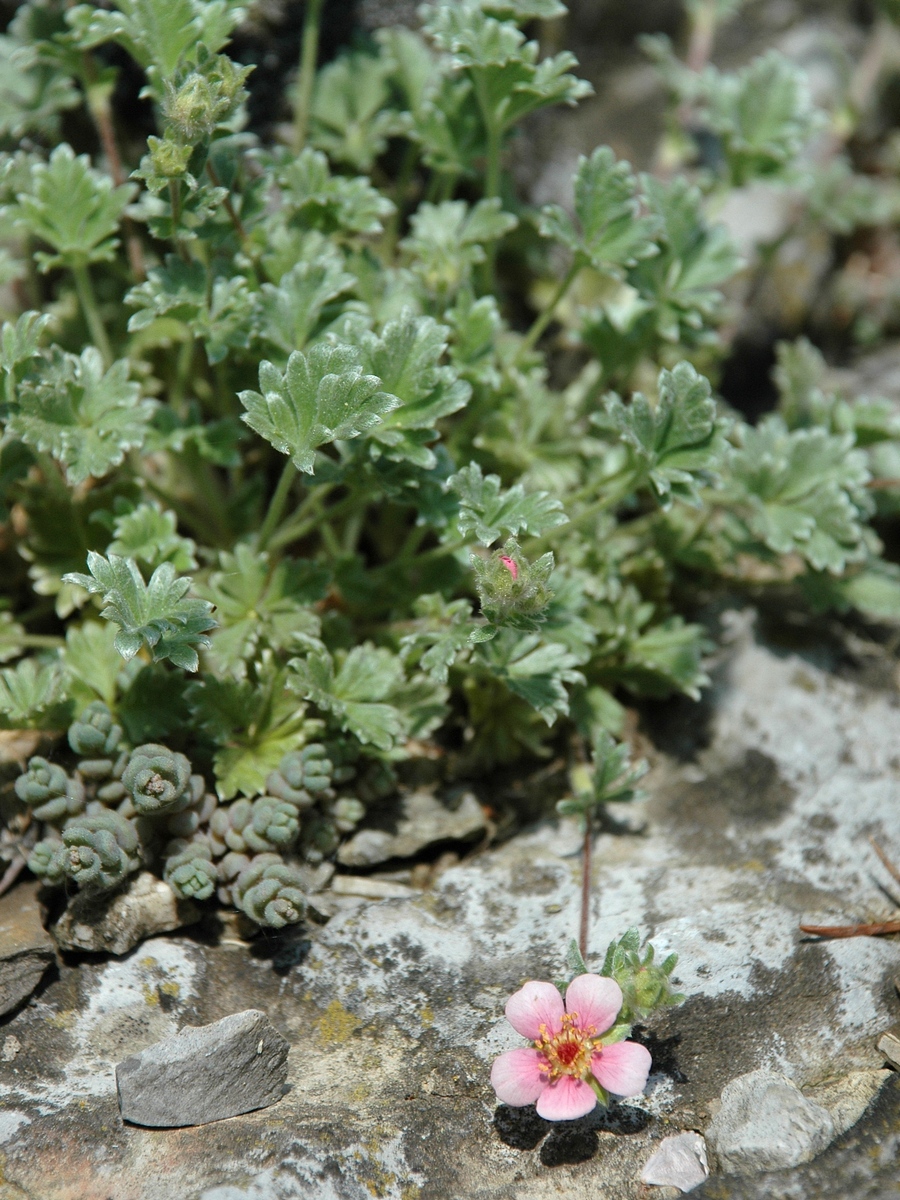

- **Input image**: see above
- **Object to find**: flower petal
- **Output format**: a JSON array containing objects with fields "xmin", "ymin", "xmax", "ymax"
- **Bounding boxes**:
[
  {"xmin": 564, "ymin": 974, "xmax": 623, "ymax": 1036},
  {"xmin": 505, "ymin": 981, "xmax": 565, "ymax": 1040},
  {"xmin": 591, "ymin": 1040, "xmax": 652, "ymax": 1098},
  {"xmin": 490, "ymin": 1048, "xmax": 549, "ymax": 1106},
  {"xmin": 535, "ymin": 1074, "xmax": 597, "ymax": 1121}
]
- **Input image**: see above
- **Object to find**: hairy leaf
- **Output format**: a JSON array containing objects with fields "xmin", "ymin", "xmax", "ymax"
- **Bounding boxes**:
[
  {"xmin": 63, "ymin": 552, "xmax": 216, "ymax": 671},
  {"xmin": 448, "ymin": 461, "xmax": 567, "ymax": 545},
  {"xmin": 238, "ymin": 342, "xmax": 398, "ymax": 474}
]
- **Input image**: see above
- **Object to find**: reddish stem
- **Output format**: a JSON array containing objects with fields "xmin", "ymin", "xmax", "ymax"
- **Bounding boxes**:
[
  {"xmin": 800, "ymin": 920, "xmax": 900, "ymax": 939},
  {"xmin": 579, "ymin": 820, "xmax": 592, "ymax": 959}
]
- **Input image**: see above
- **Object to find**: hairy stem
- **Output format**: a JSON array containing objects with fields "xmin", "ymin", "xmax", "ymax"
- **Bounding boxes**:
[
  {"xmin": 579, "ymin": 819, "xmax": 592, "ymax": 959},
  {"xmin": 81, "ymin": 55, "xmax": 146, "ymax": 281},
  {"xmin": 258, "ymin": 460, "xmax": 298, "ymax": 552},
  {"xmin": 206, "ymin": 159, "xmax": 249, "ymax": 245},
  {"xmin": 72, "ymin": 264, "xmax": 113, "ymax": 367},
  {"xmin": 294, "ymin": 0, "xmax": 325, "ymax": 153},
  {"xmin": 516, "ymin": 263, "xmax": 580, "ymax": 364}
]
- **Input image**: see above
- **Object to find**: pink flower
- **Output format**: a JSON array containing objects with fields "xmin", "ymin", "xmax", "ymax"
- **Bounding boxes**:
[
  {"xmin": 490, "ymin": 974, "xmax": 652, "ymax": 1121},
  {"xmin": 499, "ymin": 555, "xmax": 518, "ymax": 579}
]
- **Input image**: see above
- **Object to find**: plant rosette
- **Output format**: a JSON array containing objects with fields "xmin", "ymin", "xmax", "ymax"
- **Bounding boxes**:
[{"xmin": 491, "ymin": 974, "xmax": 652, "ymax": 1120}]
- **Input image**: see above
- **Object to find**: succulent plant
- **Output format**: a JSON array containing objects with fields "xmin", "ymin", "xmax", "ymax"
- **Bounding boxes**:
[
  {"xmin": 299, "ymin": 813, "xmax": 341, "ymax": 863},
  {"xmin": 209, "ymin": 796, "xmax": 300, "ymax": 856},
  {"xmin": 15, "ymin": 757, "xmax": 86, "ymax": 824},
  {"xmin": 233, "ymin": 853, "xmax": 307, "ymax": 928},
  {"xmin": 332, "ymin": 797, "xmax": 365, "ymax": 833},
  {"xmin": 122, "ymin": 743, "xmax": 202, "ymax": 816},
  {"xmin": 54, "ymin": 812, "xmax": 142, "ymax": 893},
  {"xmin": 67, "ymin": 701, "xmax": 123, "ymax": 769},
  {"xmin": 165, "ymin": 790, "xmax": 217, "ymax": 840},
  {"xmin": 265, "ymin": 744, "xmax": 334, "ymax": 808},
  {"xmin": 27, "ymin": 836, "xmax": 67, "ymax": 886},
  {"xmin": 216, "ymin": 849, "xmax": 251, "ymax": 905},
  {"xmin": 163, "ymin": 839, "xmax": 217, "ymax": 900}
]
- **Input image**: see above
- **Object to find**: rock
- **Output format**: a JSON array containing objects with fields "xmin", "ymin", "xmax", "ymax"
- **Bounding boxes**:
[
  {"xmin": 337, "ymin": 790, "xmax": 485, "ymax": 867},
  {"xmin": 706, "ymin": 1069, "xmax": 835, "ymax": 1174},
  {"xmin": 51, "ymin": 871, "xmax": 199, "ymax": 956},
  {"xmin": 878, "ymin": 1027, "xmax": 900, "ymax": 1069},
  {"xmin": 329, "ymin": 875, "xmax": 418, "ymax": 899},
  {"xmin": 0, "ymin": 1035, "xmax": 20, "ymax": 1062},
  {"xmin": 805, "ymin": 1068, "xmax": 892, "ymax": 1138},
  {"xmin": 116, "ymin": 1009, "xmax": 289, "ymax": 1128},
  {"xmin": 640, "ymin": 1132, "xmax": 709, "ymax": 1192},
  {"xmin": 0, "ymin": 881, "xmax": 55, "ymax": 1016}
]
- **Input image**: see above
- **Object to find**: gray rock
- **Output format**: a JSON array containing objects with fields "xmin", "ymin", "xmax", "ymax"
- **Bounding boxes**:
[
  {"xmin": 0, "ymin": 882, "xmax": 55, "ymax": 1016},
  {"xmin": 641, "ymin": 1132, "xmax": 709, "ymax": 1192},
  {"xmin": 707, "ymin": 1069, "xmax": 835, "ymax": 1174},
  {"xmin": 805, "ymin": 1068, "xmax": 892, "ymax": 1138},
  {"xmin": 52, "ymin": 871, "xmax": 199, "ymax": 956},
  {"xmin": 337, "ymin": 789, "xmax": 485, "ymax": 867},
  {"xmin": 116, "ymin": 1009, "xmax": 289, "ymax": 1127},
  {"xmin": 878, "ymin": 1027, "xmax": 900, "ymax": 1069}
]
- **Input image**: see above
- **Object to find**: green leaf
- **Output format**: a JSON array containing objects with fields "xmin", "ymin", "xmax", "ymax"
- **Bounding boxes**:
[
  {"xmin": 126, "ymin": 257, "xmax": 255, "ymax": 364},
  {"xmin": 0, "ymin": 656, "xmax": 72, "ymax": 729},
  {"xmin": 62, "ymin": 552, "xmax": 216, "ymax": 672},
  {"xmin": 107, "ymin": 503, "xmax": 197, "ymax": 574},
  {"xmin": 632, "ymin": 176, "xmax": 742, "ymax": 344},
  {"xmin": 355, "ymin": 311, "xmax": 471, "ymax": 467},
  {"xmin": 195, "ymin": 543, "xmax": 327, "ymax": 679},
  {"xmin": 288, "ymin": 644, "xmax": 408, "ymax": 752},
  {"xmin": 238, "ymin": 342, "xmax": 399, "ymax": 474},
  {"xmin": 477, "ymin": 631, "xmax": 584, "ymax": 722},
  {"xmin": 310, "ymin": 51, "xmax": 401, "ymax": 172},
  {"xmin": 12, "ymin": 144, "xmax": 135, "ymax": 271},
  {"xmin": 399, "ymin": 594, "xmax": 489, "ymax": 683},
  {"xmin": 402, "ymin": 199, "xmax": 517, "ymax": 294},
  {"xmin": 0, "ymin": 310, "xmax": 50, "ymax": 377},
  {"xmin": 603, "ymin": 361, "xmax": 729, "ymax": 507},
  {"xmin": 63, "ymin": 620, "xmax": 123, "ymax": 708},
  {"xmin": 0, "ymin": 34, "xmax": 79, "ymax": 141},
  {"xmin": 539, "ymin": 147, "xmax": 659, "ymax": 276},
  {"xmin": 774, "ymin": 337, "xmax": 833, "ymax": 430},
  {"xmin": 800, "ymin": 562, "xmax": 900, "ymax": 623},
  {"xmin": 186, "ymin": 669, "xmax": 316, "ymax": 799},
  {"xmin": 0, "ymin": 611, "xmax": 25, "ymax": 664},
  {"xmin": 448, "ymin": 461, "xmax": 568, "ymax": 545},
  {"xmin": 277, "ymin": 147, "xmax": 395, "ymax": 236},
  {"xmin": 623, "ymin": 617, "xmax": 711, "ymax": 700},
  {"xmin": 704, "ymin": 50, "xmax": 817, "ymax": 185},
  {"xmin": 727, "ymin": 416, "xmax": 873, "ymax": 574},
  {"xmin": 9, "ymin": 347, "xmax": 155, "ymax": 485},
  {"xmin": 257, "ymin": 252, "xmax": 355, "ymax": 356},
  {"xmin": 66, "ymin": 0, "xmax": 244, "ymax": 92}
]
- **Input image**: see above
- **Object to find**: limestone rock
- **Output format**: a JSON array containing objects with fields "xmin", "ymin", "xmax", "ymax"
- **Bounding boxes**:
[
  {"xmin": 707, "ymin": 1070, "xmax": 835, "ymax": 1174},
  {"xmin": 640, "ymin": 1132, "xmax": 709, "ymax": 1192},
  {"xmin": 0, "ymin": 881, "xmax": 55, "ymax": 1016},
  {"xmin": 806, "ymin": 1068, "xmax": 893, "ymax": 1138},
  {"xmin": 51, "ymin": 871, "xmax": 199, "ymax": 956},
  {"xmin": 116, "ymin": 1009, "xmax": 289, "ymax": 1127},
  {"xmin": 337, "ymin": 790, "xmax": 485, "ymax": 867}
]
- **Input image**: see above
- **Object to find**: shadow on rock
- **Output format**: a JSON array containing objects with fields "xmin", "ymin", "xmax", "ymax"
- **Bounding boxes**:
[{"xmin": 493, "ymin": 1100, "xmax": 651, "ymax": 1164}]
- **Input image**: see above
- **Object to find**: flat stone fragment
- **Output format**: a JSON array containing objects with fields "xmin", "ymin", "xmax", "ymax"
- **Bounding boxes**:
[
  {"xmin": 52, "ymin": 871, "xmax": 198, "ymax": 956},
  {"xmin": 0, "ymin": 881, "xmax": 56, "ymax": 1016},
  {"xmin": 878, "ymin": 1028, "xmax": 900, "ymax": 1070},
  {"xmin": 337, "ymin": 790, "xmax": 485, "ymax": 866},
  {"xmin": 116, "ymin": 1009, "xmax": 289, "ymax": 1127},
  {"xmin": 707, "ymin": 1069, "xmax": 835, "ymax": 1174},
  {"xmin": 641, "ymin": 1132, "xmax": 709, "ymax": 1192},
  {"xmin": 330, "ymin": 875, "xmax": 417, "ymax": 899},
  {"xmin": 806, "ymin": 1069, "xmax": 892, "ymax": 1138}
]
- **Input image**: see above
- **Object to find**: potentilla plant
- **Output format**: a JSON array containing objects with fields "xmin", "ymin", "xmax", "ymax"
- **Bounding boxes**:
[{"xmin": 0, "ymin": 0, "xmax": 898, "ymax": 921}]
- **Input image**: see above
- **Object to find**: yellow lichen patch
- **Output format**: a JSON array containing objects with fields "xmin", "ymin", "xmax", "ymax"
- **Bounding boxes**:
[
  {"xmin": 315, "ymin": 998, "xmax": 361, "ymax": 1044},
  {"xmin": 158, "ymin": 981, "xmax": 180, "ymax": 999},
  {"xmin": 419, "ymin": 1005, "xmax": 434, "ymax": 1028},
  {"xmin": 349, "ymin": 1082, "xmax": 371, "ymax": 1102},
  {"xmin": 142, "ymin": 985, "xmax": 160, "ymax": 1007},
  {"xmin": 46, "ymin": 1010, "xmax": 76, "ymax": 1029},
  {"xmin": 140, "ymin": 956, "xmax": 157, "ymax": 969}
]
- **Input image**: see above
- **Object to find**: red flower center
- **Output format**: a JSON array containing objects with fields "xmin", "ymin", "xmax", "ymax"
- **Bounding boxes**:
[{"xmin": 535, "ymin": 1012, "xmax": 597, "ymax": 1080}]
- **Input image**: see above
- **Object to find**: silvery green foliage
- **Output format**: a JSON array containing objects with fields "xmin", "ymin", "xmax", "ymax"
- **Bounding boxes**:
[
  {"xmin": 233, "ymin": 854, "xmax": 307, "ymax": 928},
  {"xmin": 15, "ymin": 756, "xmax": 85, "ymax": 824},
  {"xmin": 47, "ymin": 811, "xmax": 142, "ymax": 893},
  {"xmin": 0, "ymin": 0, "xmax": 896, "ymax": 917}
]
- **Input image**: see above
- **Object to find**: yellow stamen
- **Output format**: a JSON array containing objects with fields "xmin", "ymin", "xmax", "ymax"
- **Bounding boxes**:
[{"xmin": 534, "ymin": 1012, "xmax": 599, "ymax": 1081}]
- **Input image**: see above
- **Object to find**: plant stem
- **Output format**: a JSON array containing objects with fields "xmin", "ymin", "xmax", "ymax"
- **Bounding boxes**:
[
  {"xmin": 72, "ymin": 264, "xmax": 113, "ymax": 366},
  {"xmin": 169, "ymin": 181, "xmax": 191, "ymax": 263},
  {"xmin": 473, "ymin": 72, "xmax": 503, "ymax": 291},
  {"xmin": 515, "ymin": 263, "xmax": 580, "ymax": 364},
  {"xmin": 206, "ymin": 160, "xmax": 249, "ymax": 246},
  {"xmin": 258, "ymin": 460, "xmax": 298, "ymax": 552},
  {"xmin": 579, "ymin": 819, "xmax": 592, "ymax": 959},
  {"xmin": 80, "ymin": 54, "xmax": 146, "ymax": 281},
  {"xmin": 294, "ymin": 0, "xmax": 325, "ymax": 153},
  {"xmin": 267, "ymin": 484, "xmax": 342, "ymax": 551}
]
